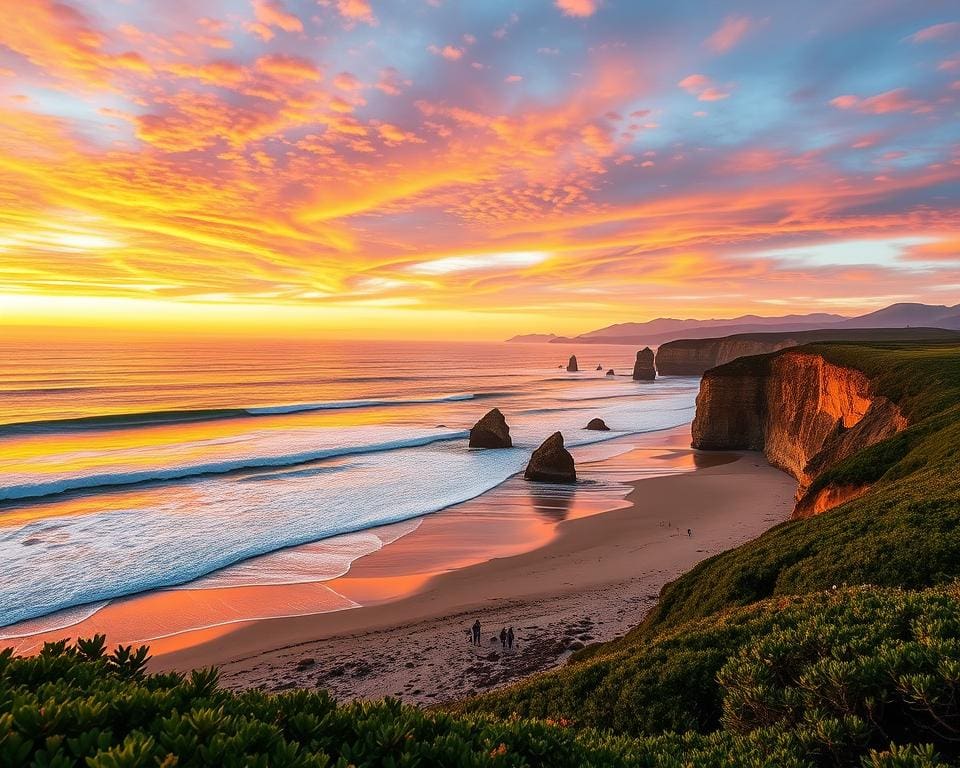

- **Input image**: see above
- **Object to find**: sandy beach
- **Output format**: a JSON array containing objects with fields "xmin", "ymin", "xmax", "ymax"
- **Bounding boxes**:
[{"xmin": 154, "ymin": 446, "xmax": 795, "ymax": 705}]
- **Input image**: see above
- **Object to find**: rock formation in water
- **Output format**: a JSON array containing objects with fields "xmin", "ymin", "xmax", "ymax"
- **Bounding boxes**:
[
  {"xmin": 567, "ymin": 355, "xmax": 579, "ymax": 372},
  {"xmin": 606, "ymin": 369, "xmax": 615, "ymax": 376},
  {"xmin": 692, "ymin": 350, "xmax": 907, "ymax": 517},
  {"xmin": 632, "ymin": 348, "xmax": 656, "ymax": 380},
  {"xmin": 596, "ymin": 364, "xmax": 603, "ymax": 371},
  {"xmin": 469, "ymin": 408, "xmax": 513, "ymax": 448},
  {"xmin": 525, "ymin": 431, "xmax": 576, "ymax": 483},
  {"xmin": 585, "ymin": 418, "xmax": 609, "ymax": 431}
]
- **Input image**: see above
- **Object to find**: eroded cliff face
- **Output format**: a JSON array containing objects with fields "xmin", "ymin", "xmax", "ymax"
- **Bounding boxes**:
[
  {"xmin": 657, "ymin": 338, "xmax": 799, "ymax": 375},
  {"xmin": 692, "ymin": 351, "xmax": 907, "ymax": 517}
]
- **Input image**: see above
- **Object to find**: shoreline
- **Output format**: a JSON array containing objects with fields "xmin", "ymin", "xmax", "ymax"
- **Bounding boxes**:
[
  {"xmin": 2, "ymin": 428, "xmax": 693, "ymax": 654},
  {"xmin": 154, "ymin": 449, "xmax": 796, "ymax": 705}
]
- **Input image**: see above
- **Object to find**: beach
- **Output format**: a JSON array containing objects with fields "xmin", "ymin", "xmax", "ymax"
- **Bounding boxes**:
[{"xmin": 155, "ymin": 441, "xmax": 795, "ymax": 704}]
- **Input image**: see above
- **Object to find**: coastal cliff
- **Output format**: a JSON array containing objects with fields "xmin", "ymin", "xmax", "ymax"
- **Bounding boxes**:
[
  {"xmin": 657, "ymin": 327, "xmax": 960, "ymax": 375},
  {"xmin": 692, "ymin": 350, "xmax": 907, "ymax": 517},
  {"xmin": 657, "ymin": 337, "xmax": 797, "ymax": 375}
]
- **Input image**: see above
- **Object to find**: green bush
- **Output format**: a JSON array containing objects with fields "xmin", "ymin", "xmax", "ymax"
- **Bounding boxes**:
[
  {"xmin": 2, "ymin": 624, "xmax": 953, "ymax": 767},
  {"xmin": 459, "ymin": 585, "xmax": 960, "ymax": 765}
]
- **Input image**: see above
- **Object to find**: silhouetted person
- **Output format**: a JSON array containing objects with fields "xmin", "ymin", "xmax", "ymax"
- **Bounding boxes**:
[
  {"xmin": 472, "ymin": 620, "xmax": 481, "ymax": 646},
  {"xmin": 507, "ymin": 627, "xmax": 514, "ymax": 650},
  {"xmin": 500, "ymin": 627, "xmax": 507, "ymax": 649},
  {"xmin": 687, "ymin": 528, "xmax": 692, "ymax": 537}
]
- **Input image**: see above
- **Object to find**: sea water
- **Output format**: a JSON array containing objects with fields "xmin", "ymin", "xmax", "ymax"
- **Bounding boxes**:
[{"xmin": 0, "ymin": 338, "xmax": 699, "ymax": 630}]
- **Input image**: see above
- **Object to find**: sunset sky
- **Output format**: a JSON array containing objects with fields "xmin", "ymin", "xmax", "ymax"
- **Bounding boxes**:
[{"xmin": 0, "ymin": 0, "xmax": 958, "ymax": 339}]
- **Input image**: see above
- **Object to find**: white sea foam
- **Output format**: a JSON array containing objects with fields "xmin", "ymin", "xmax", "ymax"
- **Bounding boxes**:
[{"xmin": 0, "ymin": 377, "xmax": 699, "ymax": 629}]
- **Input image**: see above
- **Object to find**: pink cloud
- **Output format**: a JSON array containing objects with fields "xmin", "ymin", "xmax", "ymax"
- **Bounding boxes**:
[
  {"xmin": 555, "ymin": 0, "xmax": 599, "ymax": 18},
  {"xmin": 333, "ymin": 71, "xmax": 363, "ymax": 91},
  {"xmin": 375, "ymin": 67, "xmax": 407, "ymax": 95},
  {"xmin": 336, "ymin": 0, "xmax": 376, "ymax": 26},
  {"xmin": 428, "ymin": 44, "xmax": 463, "ymax": 60},
  {"xmin": 505, "ymin": 74, "xmax": 522, "ymax": 83},
  {"xmin": 908, "ymin": 22, "xmax": 960, "ymax": 43},
  {"xmin": 251, "ymin": 0, "xmax": 302, "ymax": 35},
  {"xmin": 255, "ymin": 54, "xmax": 321, "ymax": 82},
  {"xmin": 678, "ymin": 73, "xmax": 732, "ymax": 101},
  {"xmin": 706, "ymin": 15, "xmax": 753, "ymax": 53},
  {"xmin": 830, "ymin": 88, "xmax": 924, "ymax": 114}
]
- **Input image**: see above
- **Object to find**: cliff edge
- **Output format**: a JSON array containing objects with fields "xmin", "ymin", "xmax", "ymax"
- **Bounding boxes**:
[
  {"xmin": 657, "ymin": 327, "xmax": 960, "ymax": 375},
  {"xmin": 692, "ymin": 350, "xmax": 907, "ymax": 517}
]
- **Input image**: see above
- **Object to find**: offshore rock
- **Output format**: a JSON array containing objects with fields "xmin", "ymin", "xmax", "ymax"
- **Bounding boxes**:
[
  {"xmin": 632, "ymin": 347, "xmax": 656, "ymax": 380},
  {"xmin": 469, "ymin": 408, "xmax": 512, "ymax": 448},
  {"xmin": 606, "ymin": 369, "xmax": 615, "ymax": 376},
  {"xmin": 524, "ymin": 432, "xmax": 576, "ymax": 483},
  {"xmin": 585, "ymin": 418, "xmax": 610, "ymax": 431},
  {"xmin": 567, "ymin": 355, "xmax": 579, "ymax": 372}
]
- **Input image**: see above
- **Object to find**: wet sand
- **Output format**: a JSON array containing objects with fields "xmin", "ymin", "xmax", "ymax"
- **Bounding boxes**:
[{"xmin": 154, "ymin": 445, "xmax": 795, "ymax": 705}]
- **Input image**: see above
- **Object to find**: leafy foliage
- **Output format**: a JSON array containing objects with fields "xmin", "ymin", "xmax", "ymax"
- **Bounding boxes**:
[{"xmin": 459, "ymin": 585, "xmax": 960, "ymax": 765}]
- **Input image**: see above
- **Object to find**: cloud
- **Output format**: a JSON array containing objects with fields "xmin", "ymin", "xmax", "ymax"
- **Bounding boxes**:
[
  {"xmin": 678, "ymin": 73, "xmax": 732, "ymax": 101},
  {"xmin": 375, "ymin": 67, "xmax": 408, "ymax": 95},
  {"xmin": 255, "ymin": 54, "xmax": 321, "ymax": 82},
  {"xmin": 428, "ymin": 44, "xmax": 463, "ymax": 60},
  {"xmin": 505, "ymin": 74, "xmax": 523, "ymax": 83},
  {"xmin": 830, "ymin": 88, "xmax": 924, "ymax": 114},
  {"xmin": 248, "ymin": 0, "xmax": 303, "ymax": 40},
  {"xmin": 555, "ymin": 0, "xmax": 599, "ymax": 18},
  {"xmin": 408, "ymin": 251, "xmax": 549, "ymax": 274},
  {"xmin": 336, "ymin": 0, "xmax": 377, "ymax": 26},
  {"xmin": 706, "ymin": 15, "xmax": 754, "ymax": 53},
  {"xmin": 907, "ymin": 22, "xmax": 960, "ymax": 43}
]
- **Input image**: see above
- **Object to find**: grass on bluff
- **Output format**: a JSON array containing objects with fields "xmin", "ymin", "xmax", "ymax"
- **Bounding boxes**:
[
  {"xmin": 5, "ymin": 586, "xmax": 960, "ymax": 768},
  {"xmin": 639, "ymin": 341, "xmax": 960, "ymax": 632}
]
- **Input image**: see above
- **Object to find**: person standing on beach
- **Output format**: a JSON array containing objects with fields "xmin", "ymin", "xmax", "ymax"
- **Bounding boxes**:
[
  {"xmin": 500, "ymin": 627, "xmax": 507, "ymax": 649},
  {"xmin": 507, "ymin": 627, "xmax": 514, "ymax": 650},
  {"xmin": 687, "ymin": 528, "xmax": 692, "ymax": 537},
  {"xmin": 472, "ymin": 620, "xmax": 481, "ymax": 646}
]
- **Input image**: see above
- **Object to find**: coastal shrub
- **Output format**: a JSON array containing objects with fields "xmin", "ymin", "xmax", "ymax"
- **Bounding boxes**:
[
  {"xmin": 1, "ymin": 629, "xmax": 951, "ymax": 768},
  {"xmin": 459, "ymin": 585, "xmax": 960, "ymax": 765}
]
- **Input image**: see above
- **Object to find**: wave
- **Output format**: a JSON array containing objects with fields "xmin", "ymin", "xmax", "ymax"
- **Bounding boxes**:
[
  {"xmin": 0, "ymin": 430, "xmax": 468, "ymax": 503},
  {"xmin": 0, "ymin": 393, "xmax": 484, "ymax": 435}
]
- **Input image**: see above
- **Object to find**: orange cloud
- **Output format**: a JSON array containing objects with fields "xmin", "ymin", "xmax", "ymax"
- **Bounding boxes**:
[
  {"xmin": 247, "ymin": 0, "xmax": 303, "ymax": 41},
  {"xmin": 555, "ymin": 0, "xmax": 599, "ymax": 18},
  {"xmin": 336, "ymin": 0, "xmax": 377, "ymax": 25},
  {"xmin": 255, "ymin": 54, "xmax": 322, "ymax": 82}
]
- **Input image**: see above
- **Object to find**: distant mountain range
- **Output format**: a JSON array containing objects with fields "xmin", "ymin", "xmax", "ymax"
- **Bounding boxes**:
[{"xmin": 506, "ymin": 303, "xmax": 960, "ymax": 346}]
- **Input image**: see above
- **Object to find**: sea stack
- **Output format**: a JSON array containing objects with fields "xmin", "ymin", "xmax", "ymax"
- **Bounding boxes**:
[
  {"xmin": 567, "ymin": 355, "xmax": 579, "ymax": 372},
  {"xmin": 585, "ymin": 418, "xmax": 609, "ymax": 431},
  {"xmin": 469, "ymin": 408, "xmax": 512, "ymax": 448},
  {"xmin": 606, "ymin": 369, "xmax": 615, "ymax": 376},
  {"xmin": 632, "ymin": 347, "xmax": 656, "ymax": 380},
  {"xmin": 524, "ymin": 432, "xmax": 576, "ymax": 483},
  {"xmin": 596, "ymin": 364, "xmax": 603, "ymax": 371}
]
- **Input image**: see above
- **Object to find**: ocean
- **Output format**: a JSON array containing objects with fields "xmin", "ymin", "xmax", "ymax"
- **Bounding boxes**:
[{"xmin": 0, "ymin": 337, "xmax": 699, "ymax": 637}]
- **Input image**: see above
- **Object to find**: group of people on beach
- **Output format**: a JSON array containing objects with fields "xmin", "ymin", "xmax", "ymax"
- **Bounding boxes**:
[
  {"xmin": 659, "ymin": 520, "xmax": 693, "ymax": 537},
  {"xmin": 470, "ymin": 620, "xmax": 515, "ymax": 650}
]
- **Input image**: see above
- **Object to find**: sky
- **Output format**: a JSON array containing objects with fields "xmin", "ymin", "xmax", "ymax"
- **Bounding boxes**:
[{"xmin": 0, "ymin": 0, "xmax": 958, "ymax": 340}]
